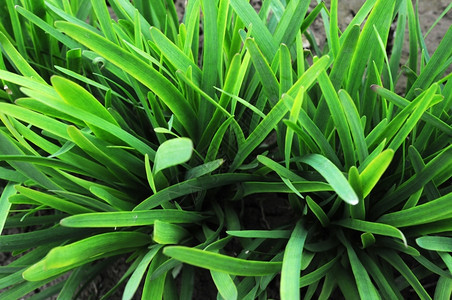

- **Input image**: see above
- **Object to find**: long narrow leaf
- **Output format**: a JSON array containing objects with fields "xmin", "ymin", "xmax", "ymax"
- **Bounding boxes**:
[
  {"xmin": 281, "ymin": 221, "xmax": 307, "ymax": 300},
  {"xmin": 163, "ymin": 246, "xmax": 281, "ymax": 276}
]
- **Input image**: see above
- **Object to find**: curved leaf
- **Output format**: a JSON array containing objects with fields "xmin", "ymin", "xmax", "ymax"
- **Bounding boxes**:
[
  {"xmin": 55, "ymin": 21, "xmax": 198, "ymax": 139},
  {"xmin": 163, "ymin": 246, "xmax": 281, "ymax": 276},
  {"xmin": 416, "ymin": 236, "xmax": 452, "ymax": 252},
  {"xmin": 60, "ymin": 210, "xmax": 204, "ymax": 228},
  {"xmin": 154, "ymin": 138, "xmax": 193, "ymax": 174},
  {"xmin": 300, "ymin": 154, "xmax": 359, "ymax": 205}
]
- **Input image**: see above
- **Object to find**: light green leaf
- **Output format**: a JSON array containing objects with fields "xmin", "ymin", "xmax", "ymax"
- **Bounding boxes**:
[
  {"xmin": 406, "ymin": 25, "xmax": 452, "ymax": 99},
  {"xmin": 285, "ymin": 86, "xmax": 304, "ymax": 167},
  {"xmin": 359, "ymin": 149, "xmax": 394, "ymax": 198},
  {"xmin": 338, "ymin": 90, "xmax": 369, "ymax": 164},
  {"xmin": 379, "ymin": 251, "xmax": 431, "ymax": 300},
  {"xmin": 135, "ymin": 174, "xmax": 259, "ymax": 210},
  {"xmin": 211, "ymin": 270, "xmax": 238, "ymax": 300},
  {"xmin": 374, "ymin": 146, "xmax": 452, "ymax": 215},
  {"xmin": 230, "ymin": 98, "xmax": 289, "ymax": 171},
  {"xmin": 15, "ymin": 186, "xmax": 93, "ymax": 215},
  {"xmin": 55, "ymin": 21, "xmax": 198, "ymax": 139},
  {"xmin": 229, "ymin": 0, "xmax": 277, "ymax": 59},
  {"xmin": 90, "ymin": 0, "xmax": 118, "ymax": 43},
  {"xmin": 226, "ymin": 230, "xmax": 290, "ymax": 239},
  {"xmin": 257, "ymin": 155, "xmax": 304, "ymax": 181},
  {"xmin": 60, "ymin": 210, "xmax": 204, "ymax": 228},
  {"xmin": 153, "ymin": 138, "xmax": 193, "ymax": 175},
  {"xmin": 299, "ymin": 154, "xmax": 359, "ymax": 205},
  {"xmin": 416, "ymin": 236, "xmax": 452, "ymax": 252},
  {"xmin": 23, "ymin": 232, "xmax": 150, "ymax": 281},
  {"xmin": 299, "ymin": 256, "xmax": 340, "ymax": 288},
  {"xmin": 150, "ymin": 27, "xmax": 202, "ymax": 83},
  {"xmin": 434, "ymin": 276, "xmax": 452, "ymax": 300},
  {"xmin": 317, "ymin": 71, "xmax": 355, "ymax": 168},
  {"xmin": 185, "ymin": 159, "xmax": 224, "ymax": 180},
  {"xmin": 306, "ymin": 196, "xmax": 329, "ymax": 227},
  {"xmin": 274, "ymin": 0, "xmax": 310, "ymax": 47},
  {"xmin": 0, "ymin": 183, "xmax": 15, "ymax": 235},
  {"xmin": 0, "ymin": 31, "xmax": 46, "ymax": 84},
  {"xmin": 336, "ymin": 219, "xmax": 406, "ymax": 246},
  {"xmin": 163, "ymin": 246, "xmax": 282, "ymax": 276},
  {"xmin": 378, "ymin": 193, "xmax": 452, "ymax": 227},
  {"xmin": 329, "ymin": 24, "xmax": 360, "ymax": 89},
  {"xmin": 153, "ymin": 221, "xmax": 189, "ymax": 244},
  {"xmin": 346, "ymin": 0, "xmax": 395, "ymax": 95},
  {"xmin": 338, "ymin": 232, "xmax": 380, "ymax": 300},
  {"xmin": 245, "ymin": 38, "xmax": 279, "ymax": 105},
  {"xmin": 241, "ymin": 181, "xmax": 332, "ymax": 197},
  {"xmin": 51, "ymin": 76, "xmax": 118, "ymax": 124},
  {"xmin": 281, "ymin": 221, "xmax": 307, "ymax": 300}
]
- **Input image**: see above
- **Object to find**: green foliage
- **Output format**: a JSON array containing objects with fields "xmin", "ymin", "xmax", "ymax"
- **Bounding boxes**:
[{"xmin": 0, "ymin": 0, "xmax": 451, "ymax": 298}]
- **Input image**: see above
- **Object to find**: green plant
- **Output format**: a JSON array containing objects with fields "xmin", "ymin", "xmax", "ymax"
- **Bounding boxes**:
[{"xmin": 0, "ymin": 0, "xmax": 451, "ymax": 299}]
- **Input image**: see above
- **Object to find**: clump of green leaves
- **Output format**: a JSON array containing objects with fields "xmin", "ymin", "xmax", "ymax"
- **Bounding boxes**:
[{"xmin": 0, "ymin": 0, "xmax": 451, "ymax": 299}]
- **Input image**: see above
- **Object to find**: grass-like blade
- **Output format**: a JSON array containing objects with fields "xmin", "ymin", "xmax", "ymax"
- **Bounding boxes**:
[
  {"xmin": 416, "ymin": 236, "xmax": 452, "ymax": 252},
  {"xmin": 55, "ymin": 21, "xmax": 198, "ymax": 140},
  {"xmin": 280, "ymin": 220, "xmax": 307, "ymax": 300},
  {"xmin": 241, "ymin": 181, "xmax": 332, "ymax": 197},
  {"xmin": 90, "ymin": 0, "xmax": 118, "ymax": 43},
  {"xmin": 226, "ymin": 230, "xmax": 290, "ymax": 239},
  {"xmin": 299, "ymin": 256, "xmax": 340, "ymax": 288},
  {"xmin": 22, "ymin": 232, "xmax": 150, "ymax": 281},
  {"xmin": 346, "ymin": 0, "xmax": 395, "ymax": 96},
  {"xmin": 0, "ymin": 226, "xmax": 94, "ymax": 251},
  {"xmin": 388, "ymin": 84, "xmax": 439, "ymax": 150},
  {"xmin": 306, "ymin": 196, "xmax": 329, "ymax": 227},
  {"xmin": 51, "ymin": 76, "xmax": 120, "ymax": 141},
  {"xmin": 317, "ymin": 71, "xmax": 355, "ymax": 168},
  {"xmin": 15, "ymin": 186, "xmax": 94, "ymax": 215},
  {"xmin": 406, "ymin": 25, "xmax": 452, "ymax": 99},
  {"xmin": 257, "ymin": 155, "xmax": 304, "ymax": 181},
  {"xmin": 153, "ymin": 221, "xmax": 189, "ymax": 244},
  {"xmin": 210, "ymin": 270, "xmax": 238, "ymax": 300},
  {"xmin": 377, "ymin": 193, "xmax": 452, "ymax": 227},
  {"xmin": 359, "ymin": 149, "xmax": 394, "ymax": 198},
  {"xmin": 229, "ymin": 0, "xmax": 276, "ymax": 59},
  {"xmin": 230, "ymin": 98, "xmax": 288, "ymax": 171},
  {"xmin": 15, "ymin": 5, "xmax": 80, "ymax": 49},
  {"xmin": 434, "ymin": 276, "xmax": 452, "ymax": 300},
  {"xmin": 338, "ymin": 90, "xmax": 369, "ymax": 164},
  {"xmin": 299, "ymin": 154, "xmax": 359, "ymax": 205},
  {"xmin": 379, "ymin": 251, "xmax": 431, "ymax": 299},
  {"xmin": 285, "ymin": 85, "xmax": 304, "ymax": 166},
  {"xmin": 0, "ymin": 183, "xmax": 15, "ymax": 235},
  {"xmin": 134, "ymin": 174, "xmax": 259, "ymax": 210},
  {"xmin": 359, "ymin": 252, "xmax": 403, "ymax": 300},
  {"xmin": 245, "ymin": 38, "xmax": 279, "ymax": 105},
  {"xmin": 185, "ymin": 159, "xmax": 224, "ymax": 180},
  {"xmin": 66, "ymin": 126, "xmax": 139, "ymax": 183},
  {"xmin": 60, "ymin": 210, "xmax": 204, "ymax": 228},
  {"xmin": 150, "ymin": 27, "xmax": 202, "ymax": 83},
  {"xmin": 335, "ymin": 219, "xmax": 406, "ymax": 246},
  {"xmin": 273, "ymin": 0, "xmax": 309, "ymax": 47},
  {"xmin": 163, "ymin": 246, "xmax": 282, "ymax": 276},
  {"xmin": 338, "ymin": 231, "xmax": 380, "ymax": 299},
  {"xmin": 287, "ymin": 55, "xmax": 331, "ymax": 98},
  {"xmin": 374, "ymin": 146, "xmax": 452, "ymax": 214},
  {"xmin": 153, "ymin": 138, "xmax": 193, "ymax": 174},
  {"xmin": 0, "ymin": 31, "xmax": 46, "ymax": 84}
]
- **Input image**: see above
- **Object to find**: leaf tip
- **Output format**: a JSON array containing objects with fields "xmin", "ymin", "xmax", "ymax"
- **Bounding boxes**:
[{"xmin": 370, "ymin": 84, "xmax": 380, "ymax": 92}]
